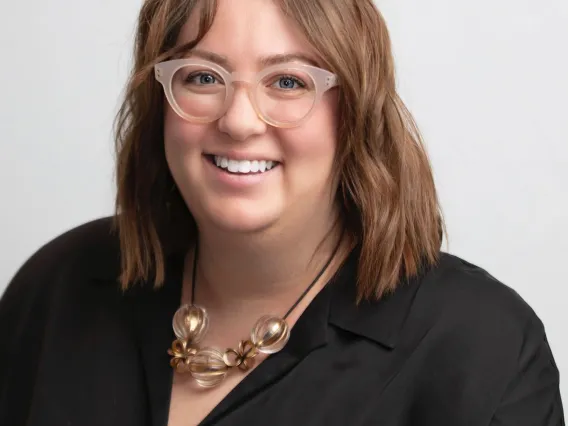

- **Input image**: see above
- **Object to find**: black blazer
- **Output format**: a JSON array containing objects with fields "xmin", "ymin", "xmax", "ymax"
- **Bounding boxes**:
[{"xmin": 0, "ymin": 218, "xmax": 564, "ymax": 426}]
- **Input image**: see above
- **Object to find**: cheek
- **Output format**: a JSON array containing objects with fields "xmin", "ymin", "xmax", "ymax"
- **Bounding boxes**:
[
  {"xmin": 164, "ymin": 107, "xmax": 207, "ymax": 155},
  {"xmin": 281, "ymin": 96, "xmax": 338, "ymax": 165}
]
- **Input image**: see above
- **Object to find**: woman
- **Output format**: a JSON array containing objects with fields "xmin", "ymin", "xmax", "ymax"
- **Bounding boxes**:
[{"xmin": 0, "ymin": 0, "xmax": 563, "ymax": 425}]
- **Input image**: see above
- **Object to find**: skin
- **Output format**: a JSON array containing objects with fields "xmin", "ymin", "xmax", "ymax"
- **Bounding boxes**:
[{"xmin": 165, "ymin": 1, "xmax": 345, "ymax": 423}]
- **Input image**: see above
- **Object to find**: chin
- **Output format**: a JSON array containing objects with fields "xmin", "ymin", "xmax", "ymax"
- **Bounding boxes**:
[{"xmin": 200, "ymin": 200, "xmax": 282, "ymax": 235}]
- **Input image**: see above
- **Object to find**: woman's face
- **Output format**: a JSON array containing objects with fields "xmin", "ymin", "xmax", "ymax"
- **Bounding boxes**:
[{"xmin": 164, "ymin": 0, "xmax": 339, "ymax": 235}]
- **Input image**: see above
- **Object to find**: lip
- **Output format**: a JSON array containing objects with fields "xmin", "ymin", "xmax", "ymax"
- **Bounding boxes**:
[{"xmin": 203, "ymin": 154, "xmax": 280, "ymax": 189}]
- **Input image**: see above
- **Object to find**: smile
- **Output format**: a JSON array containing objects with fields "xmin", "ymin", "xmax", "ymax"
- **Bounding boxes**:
[{"xmin": 209, "ymin": 155, "xmax": 280, "ymax": 174}]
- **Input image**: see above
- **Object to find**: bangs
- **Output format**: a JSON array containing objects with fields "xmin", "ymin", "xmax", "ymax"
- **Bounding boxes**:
[{"xmin": 160, "ymin": 0, "xmax": 219, "ymax": 63}]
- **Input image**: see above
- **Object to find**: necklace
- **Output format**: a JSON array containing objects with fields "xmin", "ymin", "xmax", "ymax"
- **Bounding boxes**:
[{"xmin": 167, "ymin": 237, "xmax": 343, "ymax": 388}]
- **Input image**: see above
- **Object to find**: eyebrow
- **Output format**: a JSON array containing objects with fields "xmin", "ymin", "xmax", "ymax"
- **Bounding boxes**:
[
  {"xmin": 188, "ymin": 49, "xmax": 320, "ymax": 70},
  {"xmin": 260, "ymin": 53, "xmax": 320, "ymax": 68}
]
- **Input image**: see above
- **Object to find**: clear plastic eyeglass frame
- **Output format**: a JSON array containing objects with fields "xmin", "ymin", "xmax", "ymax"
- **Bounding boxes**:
[{"xmin": 154, "ymin": 58, "xmax": 339, "ymax": 128}]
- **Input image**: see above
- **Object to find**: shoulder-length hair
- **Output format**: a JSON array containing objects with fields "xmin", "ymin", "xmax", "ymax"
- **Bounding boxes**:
[{"xmin": 114, "ymin": 0, "xmax": 445, "ymax": 301}]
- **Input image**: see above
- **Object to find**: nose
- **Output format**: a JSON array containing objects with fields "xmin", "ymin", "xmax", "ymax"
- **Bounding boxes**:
[{"xmin": 217, "ymin": 86, "xmax": 267, "ymax": 141}]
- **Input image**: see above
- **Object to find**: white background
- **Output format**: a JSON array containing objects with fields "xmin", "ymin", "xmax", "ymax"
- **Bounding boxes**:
[{"xmin": 1, "ymin": 0, "xmax": 566, "ymax": 403}]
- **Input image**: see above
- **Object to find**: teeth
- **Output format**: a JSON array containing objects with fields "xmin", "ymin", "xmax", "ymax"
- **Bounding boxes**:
[
  {"xmin": 227, "ymin": 160, "xmax": 239, "ymax": 173},
  {"xmin": 238, "ymin": 161, "xmax": 251, "ymax": 173},
  {"xmin": 213, "ymin": 156, "xmax": 278, "ymax": 174}
]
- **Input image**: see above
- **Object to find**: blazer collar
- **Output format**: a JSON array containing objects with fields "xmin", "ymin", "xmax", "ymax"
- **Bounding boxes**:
[{"xmin": 328, "ymin": 248, "xmax": 424, "ymax": 349}]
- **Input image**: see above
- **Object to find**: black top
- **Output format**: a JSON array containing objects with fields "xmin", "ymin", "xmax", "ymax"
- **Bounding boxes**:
[{"xmin": 0, "ymin": 218, "xmax": 564, "ymax": 426}]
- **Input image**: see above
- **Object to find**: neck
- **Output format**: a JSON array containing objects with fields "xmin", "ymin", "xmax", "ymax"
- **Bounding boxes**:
[{"xmin": 184, "ymin": 208, "xmax": 346, "ymax": 315}]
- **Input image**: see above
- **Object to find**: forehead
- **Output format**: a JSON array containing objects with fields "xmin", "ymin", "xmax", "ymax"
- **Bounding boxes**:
[{"xmin": 177, "ymin": 0, "xmax": 321, "ymax": 70}]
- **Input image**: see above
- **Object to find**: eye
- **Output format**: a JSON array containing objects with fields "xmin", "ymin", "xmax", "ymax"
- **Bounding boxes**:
[
  {"xmin": 271, "ymin": 75, "xmax": 306, "ymax": 90},
  {"xmin": 186, "ymin": 72, "xmax": 221, "ymax": 85}
]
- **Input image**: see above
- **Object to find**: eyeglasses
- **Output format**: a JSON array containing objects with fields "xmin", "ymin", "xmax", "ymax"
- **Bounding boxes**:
[{"xmin": 154, "ymin": 58, "xmax": 339, "ymax": 128}]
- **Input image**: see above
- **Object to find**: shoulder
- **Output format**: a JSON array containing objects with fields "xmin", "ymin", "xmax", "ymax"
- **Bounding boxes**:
[
  {"xmin": 398, "ymin": 254, "xmax": 562, "ymax": 422},
  {"xmin": 406, "ymin": 252, "xmax": 550, "ymax": 388},
  {"xmin": 2, "ymin": 216, "xmax": 120, "ymax": 300},
  {"xmin": 0, "ymin": 217, "xmax": 125, "ymax": 423},
  {"xmin": 1, "ymin": 216, "xmax": 122, "ymax": 354},
  {"xmin": 419, "ymin": 252, "xmax": 542, "ymax": 336}
]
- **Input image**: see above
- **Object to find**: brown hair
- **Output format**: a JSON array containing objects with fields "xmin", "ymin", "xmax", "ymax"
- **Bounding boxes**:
[{"xmin": 114, "ymin": 0, "xmax": 445, "ymax": 300}]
